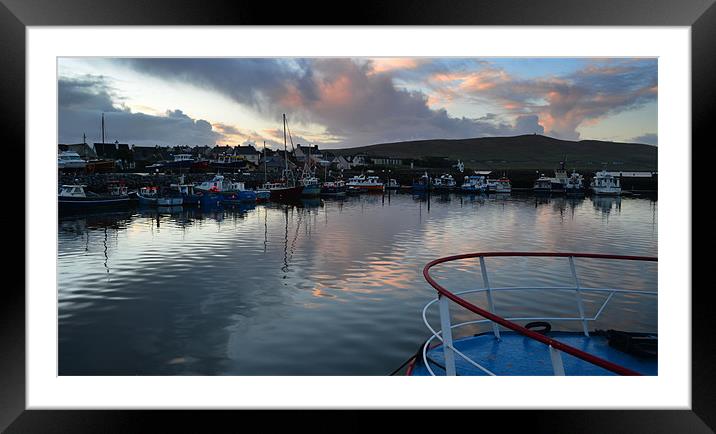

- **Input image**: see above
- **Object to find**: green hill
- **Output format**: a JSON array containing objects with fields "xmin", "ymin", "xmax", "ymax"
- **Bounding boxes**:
[{"xmin": 326, "ymin": 134, "xmax": 657, "ymax": 170}]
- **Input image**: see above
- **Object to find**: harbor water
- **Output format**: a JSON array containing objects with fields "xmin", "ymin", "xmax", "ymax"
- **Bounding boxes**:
[{"xmin": 58, "ymin": 192, "xmax": 658, "ymax": 375}]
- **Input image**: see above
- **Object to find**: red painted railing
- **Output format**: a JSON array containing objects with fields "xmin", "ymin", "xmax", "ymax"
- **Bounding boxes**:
[{"xmin": 422, "ymin": 252, "xmax": 657, "ymax": 376}]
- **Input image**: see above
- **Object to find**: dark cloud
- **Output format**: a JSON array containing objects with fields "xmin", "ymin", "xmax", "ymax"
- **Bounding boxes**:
[
  {"xmin": 631, "ymin": 133, "xmax": 657, "ymax": 145},
  {"xmin": 58, "ymin": 75, "xmax": 222, "ymax": 145},
  {"xmin": 114, "ymin": 58, "xmax": 551, "ymax": 147},
  {"xmin": 62, "ymin": 58, "xmax": 656, "ymax": 147}
]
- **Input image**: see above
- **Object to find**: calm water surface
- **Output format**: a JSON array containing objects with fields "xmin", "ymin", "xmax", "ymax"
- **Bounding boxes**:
[{"xmin": 58, "ymin": 192, "xmax": 658, "ymax": 375}]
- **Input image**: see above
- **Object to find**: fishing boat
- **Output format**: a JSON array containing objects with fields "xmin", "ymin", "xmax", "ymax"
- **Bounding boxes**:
[
  {"xmin": 432, "ymin": 173, "xmax": 456, "ymax": 191},
  {"xmin": 550, "ymin": 160, "xmax": 568, "ymax": 194},
  {"xmin": 254, "ymin": 141, "xmax": 271, "ymax": 202},
  {"xmin": 406, "ymin": 252, "xmax": 657, "ymax": 376},
  {"xmin": 491, "ymin": 177, "xmax": 512, "ymax": 193},
  {"xmin": 297, "ymin": 144, "xmax": 322, "ymax": 197},
  {"xmin": 137, "ymin": 186, "xmax": 159, "ymax": 205},
  {"xmin": 58, "ymin": 151, "xmax": 87, "ymax": 170},
  {"xmin": 460, "ymin": 174, "xmax": 487, "ymax": 193},
  {"xmin": 591, "ymin": 170, "xmax": 622, "ymax": 195},
  {"xmin": 267, "ymin": 115, "xmax": 303, "ymax": 201},
  {"xmin": 321, "ymin": 179, "xmax": 347, "ymax": 196},
  {"xmin": 346, "ymin": 174, "xmax": 384, "ymax": 192},
  {"xmin": 299, "ymin": 173, "xmax": 322, "ymax": 197},
  {"xmin": 533, "ymin": 173, "xmax": 553, "ymax": 194},
  {"xmin": 412, "ymin": 172, "xmax": 432, "ymax": 192},
  {"xmin": 195, "ymin": 174, "xmax": 256, "ymax": 204},
  {"xmin": 59, "ymin": 184, "xmax": 132, "ymax": 211},
  {"xmin": 171, "ymin": 175, "xmax": 201, "ymax": 205},
  {"xmin": 565, "ymin": 170, "xmax": 585, "ymax": 195},
  {"xmin": 157, "ymin": 190, "xmax": 183, "ymax": 206}
]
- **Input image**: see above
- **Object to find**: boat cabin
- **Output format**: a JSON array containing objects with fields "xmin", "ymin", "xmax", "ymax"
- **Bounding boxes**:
[
  {"xmin": 140, "ymin": 186, "xmax": 159, "ymax": 197},
  {"xmin": 59, "ymin": 185, "xmax": 87, "ymax": 198}
]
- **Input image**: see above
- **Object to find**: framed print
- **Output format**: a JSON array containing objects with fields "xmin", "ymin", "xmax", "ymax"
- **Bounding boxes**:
[{"xmin": 1, "ymin": 0, "xmax": 709, "ymax": 431}]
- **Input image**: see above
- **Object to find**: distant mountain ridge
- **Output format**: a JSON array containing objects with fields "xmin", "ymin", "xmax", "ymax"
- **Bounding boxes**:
[{"xmin": 326, "ymin": 134, "xmax": 657, "ymax": 170}]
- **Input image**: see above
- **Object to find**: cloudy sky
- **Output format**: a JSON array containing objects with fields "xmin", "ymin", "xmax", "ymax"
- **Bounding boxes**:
[{"xmin": 58, "ymin": 57, "xmax": 657, "ymax": 149}]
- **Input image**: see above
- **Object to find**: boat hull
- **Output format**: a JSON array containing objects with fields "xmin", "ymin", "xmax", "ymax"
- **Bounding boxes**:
[
  {"xmin": 301, "ymin": 184, "xmax": 322, "ymax": 197},
  {"xmin": 222, "ymin": 190, "xmax": 257, "ymax": 203},
  {"xmin": 269, "ymin": 186, "xmax": 304, "ymax": 201},
  {"xmin": 157, "ymin": 197, "xmax": 184, "ymax": 206},
  {"xmin": 346, "ymin": 184, "xmax": 384, "ymax": 192},
  {"xmin": 59, "ymin": 196, "xmax": 131, "ymax": 210},
  {"xmin": 592, "ymin": 188, "xmax": 621, "ymax": 195},
  {"xmin": 255, "ymin": 190, "xmax": 271, "ymax": 202}
]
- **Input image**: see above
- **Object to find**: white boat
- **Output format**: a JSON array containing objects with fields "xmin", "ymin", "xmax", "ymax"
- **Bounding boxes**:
[
  {"xmin": 195, "ymin": 174, "xmax": 245, "ymax": 193},
  {"xmin": 137, "ymin": 186, "xmax": 159, "ymax": 205},
  {"xmin": 492, "ymin": 177, "xmax": 512, "ymax": 193},
  {"xmin": 433, "ymin": 174, "xmax": 456, "ymax": 190},
  {"xmin": 461, "ymin": 175, "xmax": 487, "ymax": 193},
  {"xmin": 346, "ymin": 174, "xmax": 384, "ymax": 191},
  {"xmin": 58, "ymin": 151, "xmax": 87, "ymax": 170},
  {"xmin": 591, "ymin": 170, "xmax": 621, "ymax": 195},
  {"xmin": 533, "ymin": 174, "xmax": 553, "ymax": 193},
  {"xmin": 565, "ymin": 170, "xmax": 585, "ymax": 195}
]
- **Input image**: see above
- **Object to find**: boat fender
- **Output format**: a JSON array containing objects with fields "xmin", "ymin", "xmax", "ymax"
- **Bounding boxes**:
[{"xmin": 524, "ymin": 321, "xmax": 551, "ymax": 335}]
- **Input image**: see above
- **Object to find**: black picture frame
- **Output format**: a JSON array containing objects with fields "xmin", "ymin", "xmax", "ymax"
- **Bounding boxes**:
[{"xmin": 1, "ymin": 0, "xmax": 708, "ymax": 431}]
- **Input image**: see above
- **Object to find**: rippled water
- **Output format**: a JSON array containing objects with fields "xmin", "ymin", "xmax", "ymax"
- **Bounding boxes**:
[{"xmin": 58, "ymin": 192, "xmax": 658, "ymax": 375}]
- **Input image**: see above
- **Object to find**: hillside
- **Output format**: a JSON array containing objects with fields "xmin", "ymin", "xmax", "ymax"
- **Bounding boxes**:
[{"xmin": 326, "ymin": 135, "xmax": 657, "ymax": 170}]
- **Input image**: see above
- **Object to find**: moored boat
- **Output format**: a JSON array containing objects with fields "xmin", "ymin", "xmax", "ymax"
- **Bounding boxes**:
[
  {"xmin": 591, "ymin": 170, "xmax": 622, "ymax": 195},
  {"xmin": 269, "ymin": 114, "xmax": 304, "ymax": 201},
  {"xmin": 461, "ymin": 174, "xmax": 487, "ymax": 193},
  {"xmin": 321, "ymin": 179, "xmax": 347, "ymax": 196},
  {"xmin": 565, "ymin": 170, "xmax": 585, "ymax": 195},
  {"xmin": 58, "ymin": 151, "xmax": 87, "ymax": 171},
  {"xmin": 491, "ymin": 177, "xmax": 512, "ymax": 193},
  {"xmin": 346, "ymin": 174, "xmax": 384, "ymax": 192},
  {"xmin": 412, "ymin": 172, "xmax": 432, "ymax": 192},
  {"xmin": 255, "ymin": 189, "xmax": 271, "ymax": 202},
  {"xmin": 137, "ymin": 186, "xmax": 159, "ymax": 205},
  {"xmin": 59, "ymin": 184, "xmax": 131, "ymax": 211},
  {"xmin": 171, "ymin": 176, "xmax": 201, "ymax": 205},
  {"xmin": 432, "ymin": 173, "xmax": 456, "ymax": 191},
  {"xmin": 533, "ymin": 174, "xmax": 553, "ymax": 194}
]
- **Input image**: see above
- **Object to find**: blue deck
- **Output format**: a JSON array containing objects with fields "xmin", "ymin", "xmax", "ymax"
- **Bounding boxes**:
[{"xmin": 410, "ymin": 331, "xmax": 657, "ymax": 376}]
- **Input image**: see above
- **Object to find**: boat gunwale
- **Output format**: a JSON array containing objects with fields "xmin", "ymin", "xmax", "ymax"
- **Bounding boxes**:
[{"xmin": 421, "ymin": 252, "xmax": 657, "ymax": 376}]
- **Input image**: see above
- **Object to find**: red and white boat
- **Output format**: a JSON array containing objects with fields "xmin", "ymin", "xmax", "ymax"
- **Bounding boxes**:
[{"xmin": 346, "ymin": 175, "xmax": 384, "ymax": 192}]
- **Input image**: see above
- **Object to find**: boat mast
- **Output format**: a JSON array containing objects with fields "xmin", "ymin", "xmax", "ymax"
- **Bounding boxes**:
[
  {"xmin": 283, "ymin": 113, "xmax": 288, "ymax": 180},
  {"xmin": 263, "ymin": 140, "xmax": 267, "ymax": 183},
  {"xmin": 101, "ymin": 112, "xmax": 105, "ymax": 144}
]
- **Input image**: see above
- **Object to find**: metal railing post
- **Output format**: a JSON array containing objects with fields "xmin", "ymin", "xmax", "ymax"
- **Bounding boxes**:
[
  {"xmin": 569, "ymin": 256, "xmax": 590, "ymax": 336},
  {"xmin": 549, "ymin": 345, "xmax": 566, "ymax": 375},
  {"xmin": 438, "ymin": 294, "xmax": 457, "ymax": 375},
  {"xmin": 479, "ymin": 256, "xmax": 501, "ymax": 339}
]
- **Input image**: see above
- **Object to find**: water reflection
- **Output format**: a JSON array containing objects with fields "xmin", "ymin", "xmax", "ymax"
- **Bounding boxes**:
[
  {"xmin": 58, "ymin": 193, "xmax": 657, "ymax": 375},
  {"xmin": 592, "ymin": 196, "xmax": 622, "ymax": 215}
]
